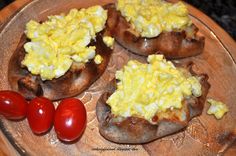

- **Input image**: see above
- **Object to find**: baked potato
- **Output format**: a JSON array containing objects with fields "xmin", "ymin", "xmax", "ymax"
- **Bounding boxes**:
[
  {"xmin": 96, "ymin": 61, "xmax": 210, "ymax": 144},
  {"xmin": 105, "ymin": 3, "xmax": 205, "ymax": 59}
]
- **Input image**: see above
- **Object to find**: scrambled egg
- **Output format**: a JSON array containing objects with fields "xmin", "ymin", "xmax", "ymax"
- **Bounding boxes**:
[
  {"xmin": 22, "ymin": 6, "xmax": 107, "ymax": 80},
  {"xmin": 116, "ymin": 0, "xmax": 192, "ymax": 38},
  {"xmin": 107, "ymin": 55, "xmax": 202, "ymax": 122},
  {"xmin": 103, "ymin": 36, "xmax": 114, "ymax": 49},
  {"xmin": 94, "ymin": 54, "xmax": 103, "ymax": 64},
  {"xmin": 207, "ymin": 99, "xmax": 228, "ymax": 119}
]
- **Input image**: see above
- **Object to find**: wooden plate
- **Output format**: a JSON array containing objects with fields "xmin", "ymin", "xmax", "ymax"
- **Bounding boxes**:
[{"xmin": 0, "ymin": 0, "xmax": 236, "ymax": 155}]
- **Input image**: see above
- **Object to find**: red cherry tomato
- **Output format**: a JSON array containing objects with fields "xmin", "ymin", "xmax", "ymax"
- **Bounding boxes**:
[
  {"xmin": 54, "ymin": 98, "xmax": 87, "ymax": 142},
  {"xmin": 27, "ymin": 97, "xmax": 55, "ymax": 134},
  {"xmin": 0, "ymin": 90, "xmax": 27, "ymax": 120}
]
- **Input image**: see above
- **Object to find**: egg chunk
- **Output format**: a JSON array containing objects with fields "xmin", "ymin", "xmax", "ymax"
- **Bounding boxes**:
[
  {"xmin": 116, "ymin": 0, "xmax": 192, "ymax": 38},
  {"xmin": 22, "ymin": 6, "xmax": 108, "ymax": 80},
  {"xmin": 94, "ymin": 54, "xmax": 103, "ymax": 64},
  {"xmin": 103, "ymin": 36, "xmax": 114, "ymax": 48},
  {"xmin": 207, "ymin": 99, "xmax": 228, "ymax": 119},
  {"xmin": 107, "ymin": 55, "xmax": 202, "ymax": 122}
]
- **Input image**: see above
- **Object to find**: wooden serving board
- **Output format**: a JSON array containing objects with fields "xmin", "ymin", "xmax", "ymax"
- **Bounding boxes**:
[{"xmin": 0, "ymin": 0, "xmax": 236, "ymax": 155}]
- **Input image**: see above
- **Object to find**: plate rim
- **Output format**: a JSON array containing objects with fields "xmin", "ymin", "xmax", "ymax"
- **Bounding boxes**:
[{"xmin": 0, "ymin": 0, "xmax": 236, "ymax": 155}]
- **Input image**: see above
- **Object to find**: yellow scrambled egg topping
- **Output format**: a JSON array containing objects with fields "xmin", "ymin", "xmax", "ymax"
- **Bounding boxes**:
[
  {"xmin": 102, "ymin": 36, "xmax": 114, "ymax": 49},
  {"xmin": 116, "ymin": 0, "xmax": 192, "ymax": 38},
  {"xmin": 94, "ymin": 54, "xmax": 103, "ymax": 64},
  {"xmin": 207, "ymin": 99, "xmax": 228, "ymax": 119},
  {"xmin": 107, "ymin": 55, "xmax": 202, "ymax": 122},
  {"xmin": 22, "ymin": 6, "xmax": 107, "ymax": 80}
]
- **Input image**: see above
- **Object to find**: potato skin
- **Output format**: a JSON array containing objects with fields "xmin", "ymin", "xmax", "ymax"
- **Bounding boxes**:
[
  {"xmin": 8, "ymin": 32, "xmax": 112, "ymax": 101},
  {"xmin": 105, "ymin": 4, "xmax": 205, "ymax": 59},
  {"xmin": 96, "ymin": 63, "xmax": 210, "ymax": 144}
]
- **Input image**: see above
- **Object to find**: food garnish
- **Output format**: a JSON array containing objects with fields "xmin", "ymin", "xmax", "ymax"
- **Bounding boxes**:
[
  {"xmin": 0, "ymin": 90, "xmax": 87, "ymax": 142},
  {"xmin": 54, "ymin": 98, "xmax": 87, "ymax": 142},
  {"xmin": 0, "ymin": 90, "xmax": 27, "ymax": 120},
  {"xmin": 27, "ymin": 97, "xmax": 55, "ymax": 134}
]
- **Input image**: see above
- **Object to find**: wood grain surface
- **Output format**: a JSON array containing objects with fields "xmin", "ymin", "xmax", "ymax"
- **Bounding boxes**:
[{"xmin": 0, "ymin": 0, "xmax": 236, "ymax": 155}]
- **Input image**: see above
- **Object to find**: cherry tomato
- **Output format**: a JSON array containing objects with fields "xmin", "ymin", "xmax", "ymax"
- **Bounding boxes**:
[
  {"xmin": 0, "ymin": 90, "xmax": 27, "ymax": 120},
  {"xmin": 27, "ymin": 97, "xmax": 55, "ymax": 134},
  {"xmin": 54, "ymin": 98, "xmax": 87, "ymax": 142}
]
